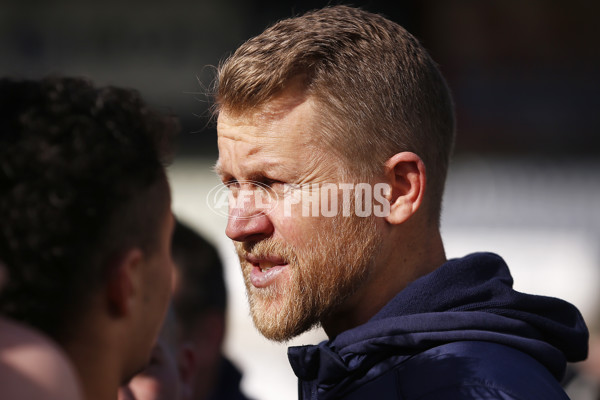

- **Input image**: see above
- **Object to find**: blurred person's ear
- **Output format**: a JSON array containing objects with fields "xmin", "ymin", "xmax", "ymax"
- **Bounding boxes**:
[
  {"xmin": 105, "ymin": 248, "xmax": 144, "ymax": 316},
  {"xmin": 195, "ymin": 311, "xmax": 225, "ymax": 367},
  {"xmin": 177, "ymin": 312, "xmax": 226, "ymax": 400},
  {"xmin": 178, "ymin": 341, "xmax": 197, "ymax": 400}
]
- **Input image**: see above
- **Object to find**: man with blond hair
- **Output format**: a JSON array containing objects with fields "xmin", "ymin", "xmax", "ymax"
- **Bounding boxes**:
[{"xmin": 213, "ymin": 6, "xmax": 588, "ymax": 400}]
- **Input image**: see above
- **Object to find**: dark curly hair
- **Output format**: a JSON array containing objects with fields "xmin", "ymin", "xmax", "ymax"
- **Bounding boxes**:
[{"xmin": 0, "ymin": 77, "xmax": 177, "ymax": 342}]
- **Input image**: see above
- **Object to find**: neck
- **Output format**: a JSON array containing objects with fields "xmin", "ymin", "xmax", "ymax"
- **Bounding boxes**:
[{"xmin": 322, "ymin": 221, "xmax": 446, "ymax": 338}]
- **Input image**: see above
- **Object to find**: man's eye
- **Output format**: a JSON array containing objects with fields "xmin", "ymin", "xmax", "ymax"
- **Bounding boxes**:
[
  {"xmin": 223, "ymin": 178, "xmax": 238, "ymax": 188},
  {"xmin": 264, "ymin": 179, "xmax": 284, "ymax": 188}
]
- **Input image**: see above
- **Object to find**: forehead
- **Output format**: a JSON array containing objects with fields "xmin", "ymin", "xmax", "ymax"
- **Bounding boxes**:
[
  {"xmin": 215, "ymin": 94, "xmax": 323, "ymax": 176},
  {"xmin": 217, "ymin": 89, "xmax": 312, "ymax": 138}
]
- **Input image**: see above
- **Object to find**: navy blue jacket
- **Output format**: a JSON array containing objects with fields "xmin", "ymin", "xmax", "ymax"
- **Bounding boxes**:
[{"xmin": 288, "ymin": 253, "xmax": 588, "ymax": 399}]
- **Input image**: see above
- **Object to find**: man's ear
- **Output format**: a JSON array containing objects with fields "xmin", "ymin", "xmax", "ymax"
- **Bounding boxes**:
[
  {"xmin": 105, "ymin": 248, "xmax": 144, "ymax": 317},
  {"xmin": 383, "ymin": 152, "xmax": 426, "ymax": 225}
]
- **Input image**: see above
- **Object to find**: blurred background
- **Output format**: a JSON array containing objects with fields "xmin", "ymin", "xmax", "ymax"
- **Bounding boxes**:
[{"xmin": 2, "ymin": 1, "xmax": 599, "ymax": 399}]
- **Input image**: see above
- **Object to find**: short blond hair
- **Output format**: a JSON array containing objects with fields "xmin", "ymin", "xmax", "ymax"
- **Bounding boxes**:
[{"xmin": 216, "ymin": 6, "xmax": 455, "ymax": 223}]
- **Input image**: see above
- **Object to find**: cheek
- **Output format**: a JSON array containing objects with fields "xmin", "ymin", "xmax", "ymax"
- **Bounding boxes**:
[
  {"xmin": 294, "ymin": 217, "xmax": 334, "ymax": 246},
  {"xmin": 146, "ymin": 257, "xmax": 173, "ymax": 322},
  {"xmin": 270, "ymin": 208, "xmax": 306, "ymax": 246},
  {"xmin": 158, "ymin": 256, "xmax": 174, "ymax": 293},
  {"xmin": 165, "ymin": 258, "xmax": 175, "ymax": 287},
  {"xmin": 271, "ymin": 194, "xmax": 337, "ymax": 248}
]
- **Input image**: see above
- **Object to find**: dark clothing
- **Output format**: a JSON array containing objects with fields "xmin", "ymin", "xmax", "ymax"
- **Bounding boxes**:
[
  {"xmin": 207, "ymin": 357, "xmax": 251, "ymax": 400},
  {"xmin": 288, "ymin": 253, "xmax": 588, "ymax": 399}
]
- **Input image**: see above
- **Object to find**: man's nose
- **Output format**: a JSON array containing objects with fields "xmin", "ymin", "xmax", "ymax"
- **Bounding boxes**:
[{"xmin": 226, "ymin": 190, "xmax": 274, "ymax": 242}]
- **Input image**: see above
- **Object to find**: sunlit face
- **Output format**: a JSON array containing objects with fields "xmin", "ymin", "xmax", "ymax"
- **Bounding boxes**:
[
  {"xmin": 216, "ymin": 91, "xmax": 383, "ymax": 341},
  {"xmin": 118, "ymin": 337, "xmax": 180, "ymax": 400}
]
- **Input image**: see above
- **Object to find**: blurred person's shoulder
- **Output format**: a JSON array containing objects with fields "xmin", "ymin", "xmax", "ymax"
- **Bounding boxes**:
[{"xmin": 0, "ymin": 316, "xmax": 82, "ymax": 400}]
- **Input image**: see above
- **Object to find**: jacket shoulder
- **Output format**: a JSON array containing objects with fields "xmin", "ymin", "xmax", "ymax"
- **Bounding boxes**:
[{"xmin": 341, "ymin": 341, "xmax": 569, "ymax": 400}]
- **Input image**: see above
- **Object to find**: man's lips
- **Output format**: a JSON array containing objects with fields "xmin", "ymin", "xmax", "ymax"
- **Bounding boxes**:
[{"xmin": 244, "ymin": 254, "xmax": 288, "ymax": 288}]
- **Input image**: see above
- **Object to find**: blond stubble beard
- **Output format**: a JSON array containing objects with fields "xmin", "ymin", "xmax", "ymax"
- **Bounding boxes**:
[{"xmin": 235, "ymin": 213, "xmax": 382, "ymax": 342}]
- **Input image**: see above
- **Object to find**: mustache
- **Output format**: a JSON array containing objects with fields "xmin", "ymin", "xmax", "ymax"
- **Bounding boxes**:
[{"xmin": 235, "ymin": 239, "xmax": 298, "ymax": 264}]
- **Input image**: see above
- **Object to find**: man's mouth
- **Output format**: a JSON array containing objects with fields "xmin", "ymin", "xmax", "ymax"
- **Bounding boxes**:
[
  {"xmin": 245, "ymin": 254, "xmax": 288, "ymax": 288},
  {"xmin": 258, "ymin": 260, "xmax": 276, "ymax": 272}
]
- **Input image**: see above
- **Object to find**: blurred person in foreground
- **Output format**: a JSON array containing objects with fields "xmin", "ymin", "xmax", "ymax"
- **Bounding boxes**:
[
  {"xmin": 119, "ymin": 219, "xmax": 251, "ymax": 400},
  {"xmin": 0, "ymin": 77, "xmax": 176, "ymax": 400},
  {"xmin": 213, "ymin": 6, "xmax": 588, "ymax": 399}
]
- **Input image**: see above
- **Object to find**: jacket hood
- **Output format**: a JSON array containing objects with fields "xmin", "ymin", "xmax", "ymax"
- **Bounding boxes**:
[{"xmin": 288, "ymin": 252, "xmax": 588, "ymax": 387}]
